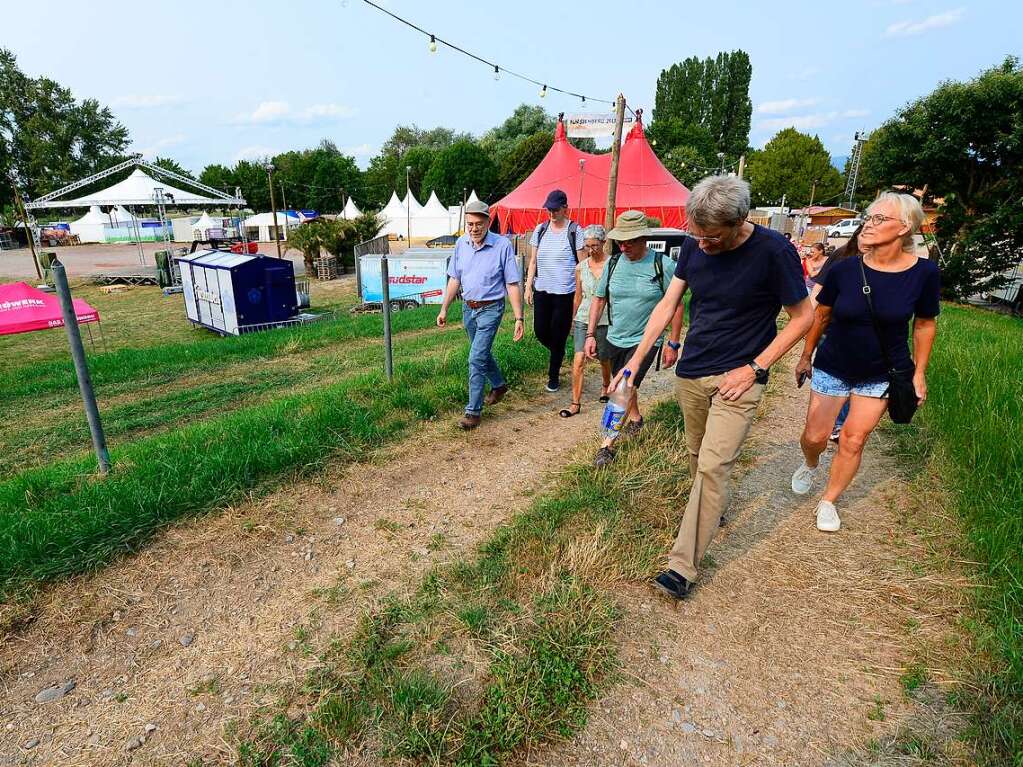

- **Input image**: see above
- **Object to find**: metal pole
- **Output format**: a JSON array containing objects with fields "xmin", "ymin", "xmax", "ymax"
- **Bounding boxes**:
[
  {"xmin": 603, "ymin": 94, "xmax": 627, "ymax": 255},
  {"xmin": 130, "ymin": 206, "xmax": 145, "ymax": 265},
  {"xmin": 280, "ymin": 181, "xmax": 288, "ymax": 239},
  {"xmin": 12, "ymin": 183, "xmax": 42, "ymax": 280},
  {"xmin": 381, "ymin": 254, "xmax": 393, "ymax": 381},
  {"xmin": 52, "ymin": 258, "xmax": 111, "ymax": 475},
  {"xmin": 237, "ymin": 186, "xmax": 248, "ymax": 249},
  {"xmin": 577, "ymin": 158, "xmax": 586, "ymax": 223},
  {"xmin": 266, "ymin": 163, "xmax": 282, "ymax": 258},
  {"xmin": 737, "ymin": 154, "xmax": 746, "ymax": 180},
  {"xmin": 405, "ymin": 165, "xmax": 412, "ymax": 244}
]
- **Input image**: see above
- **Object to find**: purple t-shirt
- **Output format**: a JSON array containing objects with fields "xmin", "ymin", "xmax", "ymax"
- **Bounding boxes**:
[{"xmin": 447, "ymin": 231, "xmax": 521, "ymax": 302}]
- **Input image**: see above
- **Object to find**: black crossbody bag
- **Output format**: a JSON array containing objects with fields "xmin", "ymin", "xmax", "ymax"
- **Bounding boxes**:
[{"xmin": 857, "ymin": 256, "xmax": 918, "ymax": 424}]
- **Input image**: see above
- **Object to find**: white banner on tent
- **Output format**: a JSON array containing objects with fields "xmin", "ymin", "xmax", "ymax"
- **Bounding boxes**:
[{"xmin": 564, "ymin": 112, "xmax": 636, "ymax": 138}]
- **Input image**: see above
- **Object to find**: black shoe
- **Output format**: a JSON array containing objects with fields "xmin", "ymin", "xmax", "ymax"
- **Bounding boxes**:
[
  {"xmin": 593, "ymin": 446, "xmax": 615, "ymax": 468},
  {"xmin": 545, "ymin": 379, "xmax": 560, "ymax": 393},
  {"xmin": 653, "ymin": 569, "xmax": 692, "ymax": 601}
]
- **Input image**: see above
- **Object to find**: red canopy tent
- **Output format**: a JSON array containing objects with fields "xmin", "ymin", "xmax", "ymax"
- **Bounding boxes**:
[
  {"xmin": 0, "ymin": 281, "xmax": 99, "ymax": 336},
  {"xmin": 490, "ymin": 117, "xmax": 690, "ymax": 234}
]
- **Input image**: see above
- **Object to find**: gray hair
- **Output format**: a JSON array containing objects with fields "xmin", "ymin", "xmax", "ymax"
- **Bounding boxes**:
[
  {"xmin": 867, "ymin": 192, "xmax": 924, "ymax": 251},
  {"xmin": 582, "ymin": 224, "xmax": 606, "ymax": 241},
  {"xmin": 687, "ymin": 175, "xmax": 751, "ymax": 228}
]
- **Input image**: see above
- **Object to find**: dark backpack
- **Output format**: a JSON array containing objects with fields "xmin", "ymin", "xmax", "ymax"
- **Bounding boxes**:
[{"xmin": 604, "ymin": 250, "xmax": 666, "ymax": 325}]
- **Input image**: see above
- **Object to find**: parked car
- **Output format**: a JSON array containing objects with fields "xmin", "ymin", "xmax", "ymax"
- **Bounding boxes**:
[{"xmin": 827, "ymin": 218, "xmax": 863, "ymax": 238}]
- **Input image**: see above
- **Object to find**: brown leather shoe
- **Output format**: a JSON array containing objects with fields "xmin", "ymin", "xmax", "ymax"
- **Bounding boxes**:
[
  {"xmin": 484, "ymin": 384, "xmax": 508, "ymax": 406},
  {"xmin": 458, "ymin": 414, "xmax": 481, "ymax": 430}
]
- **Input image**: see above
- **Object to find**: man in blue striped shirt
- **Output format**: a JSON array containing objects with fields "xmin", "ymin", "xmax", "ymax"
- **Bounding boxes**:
[{"xmin": 438, "ymin": 200, "xmax": 524, "ymax": 430}]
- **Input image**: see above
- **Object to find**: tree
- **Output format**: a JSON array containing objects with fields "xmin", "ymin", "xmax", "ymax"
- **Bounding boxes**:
[
  {"xmin": 287, "ymin": 217, "xmax": 338, "ymax": 275},
  {"xmin": 660, "ymin": 145, "xmax": 711, "ymax": 189},
  {"xmin": 480, "ymin": 104, "xmax": 555, "ymax": 165},
  {"xmin": 652, "ymin": 51, "xmax": 752, "ymax": 161},
  {"xmin": 0, "ymin": 48, "xmax": 129, "ymax": 208},
  {"xmin": 744, "ymin": 128, "xmax": 843, "ymax": 207},
  {"xmin": 151, "ymin": 157, "xmax": 193, "ymax": 179},
  {"xmin": 860, "ymin": 56, "xmax": 1023, "ymax": 299},
  {"xmin": 397, "ymin": 146, "xmax": 436, "ymax": 201},
  {"xmin": 422, "ymin": 140, "xmax": 498, "ymax": 205},
  {"xmin": 496, "ymin": 131, "xmax": 553, "ymax": 198},
  {"xmin": 199, "ymin": 164, "xmax": 236, "ymax": 195}
]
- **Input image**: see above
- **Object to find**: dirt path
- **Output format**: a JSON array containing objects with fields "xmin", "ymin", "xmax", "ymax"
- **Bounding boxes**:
[
  {"xmin": 0, "ymin": 353, "xmax": 964, "ymax": 766},
  {"xmin": 0, "ymin": 364, "xmax": 677, "ymax": 766},
  {"xmin": 532, "ymin": 357, "xmax": 965, "ymax": 767}
]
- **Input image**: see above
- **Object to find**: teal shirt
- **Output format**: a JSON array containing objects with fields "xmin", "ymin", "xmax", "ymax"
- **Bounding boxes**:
[{"xmin": 595, "ymin": 248, "xmax": 674, "ymax": 348}]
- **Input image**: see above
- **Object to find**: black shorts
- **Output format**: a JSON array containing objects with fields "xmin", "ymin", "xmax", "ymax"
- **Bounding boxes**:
[{"xmin": 607, "ymin": 342, "xmax": 660, "ymax": 387}]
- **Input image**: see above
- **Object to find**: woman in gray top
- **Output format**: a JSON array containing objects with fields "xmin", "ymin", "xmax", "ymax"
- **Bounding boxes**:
[{"xmin": 559, "ymin": 225, "xmax": 612, "ymax": 417}]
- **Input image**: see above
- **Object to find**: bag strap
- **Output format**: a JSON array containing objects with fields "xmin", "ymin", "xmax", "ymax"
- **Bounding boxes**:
[
  {"xmin": 605, "ymin": 252, "xmax": 622, "ymax": 325},
  {"xmin": 654, "ymin": 251, "xmax": 665, "ymax": 293},
  {"xmin": 857, "ymin": 255, "xmax": 896, "ymax": 373}
]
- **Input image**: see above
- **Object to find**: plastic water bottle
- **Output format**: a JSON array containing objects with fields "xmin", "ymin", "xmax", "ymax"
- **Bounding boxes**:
[{"xmin": 601, "ymin": 370, "xmax": 632, "ymax": 441}]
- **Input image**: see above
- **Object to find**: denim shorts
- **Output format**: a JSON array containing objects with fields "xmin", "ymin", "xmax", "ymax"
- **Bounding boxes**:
[{"xmin": 811, "ymin": 367, "xmax": 889, "ymax": 398}]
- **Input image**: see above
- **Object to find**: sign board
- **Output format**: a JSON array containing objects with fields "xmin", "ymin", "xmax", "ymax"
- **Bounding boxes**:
[
  {"xmin": 564, "ymin": 113, "xmax": 636, "ymax": 138},
  {"xmin": 360, "ymin": 254, "xmax": 449, "ymax": 305}
]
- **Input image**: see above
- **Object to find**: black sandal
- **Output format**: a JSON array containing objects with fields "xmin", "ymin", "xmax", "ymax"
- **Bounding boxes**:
[
  {"xmin": 598, "ymin": 389, "xmax": 610, "ymax": 403},
  {"xmin": 559, "ymin": 402, "xmax": 581, "ymax": 418}
]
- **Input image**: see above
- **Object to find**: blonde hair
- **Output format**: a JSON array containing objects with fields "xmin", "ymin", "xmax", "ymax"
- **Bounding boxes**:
[{"xmin": 868, "ymin": 192, "xmax": 924, "ymax": 251}]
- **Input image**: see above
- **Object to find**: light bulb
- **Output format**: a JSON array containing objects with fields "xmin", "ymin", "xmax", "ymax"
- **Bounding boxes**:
[
  {"xmin": 493, "ymin": 65, "xmax": 500, "ymax": 81},
  {"xmin": 429, "ymin": 35, "xmax": 437, "ymax": 53},
  {"xmin": 540, "ymin": 84, "xmax": 547, "ymax": 98}
]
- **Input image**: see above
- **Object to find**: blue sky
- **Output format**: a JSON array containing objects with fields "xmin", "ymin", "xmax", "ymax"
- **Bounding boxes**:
[{"xmin": 5, "ymin": 0, "xmax": 1019, "ymax": 173}]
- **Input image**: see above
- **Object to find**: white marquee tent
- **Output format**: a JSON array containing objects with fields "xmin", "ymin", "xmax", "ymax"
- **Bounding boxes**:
[
  {"xmin": 341, "ymin": 198, "xmax": 362, "ymax": 219},
  {"xmin": 47, "ymin": 168, "xmax": 232, "ymax": 208},
  {"xmin": 243, "ymin": 211, "xmax": 302, "ymax": 242},
  {"xmin": 414, "ymin": 191, "xmax": 455, "ymax": 238},
  {"xmin": 69, "ymin": 206, "xmax": 110, "ymax": 244},
  {"xmin": 192, "ymin": 212, "xmax": 225, "ymax": 239},
  {"xmin": 379, "ymin": 192, "xmax": 408, "ymax": 237}
]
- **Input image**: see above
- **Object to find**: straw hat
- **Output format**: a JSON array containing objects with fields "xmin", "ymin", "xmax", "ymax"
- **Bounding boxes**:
[{"xmin": 607, "ymin": 210, "xmax": 653, "ymax": 241}]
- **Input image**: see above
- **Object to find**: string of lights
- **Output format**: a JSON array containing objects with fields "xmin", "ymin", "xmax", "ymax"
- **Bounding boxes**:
[{"xmin": 358, "ymin": 0, "xmax": 616, "ymax": 107}]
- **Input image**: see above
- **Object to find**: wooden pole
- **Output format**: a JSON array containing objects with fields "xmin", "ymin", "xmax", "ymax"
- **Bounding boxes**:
[
  {"xmin": 737, "ymin": 154, "xmax": 746, "ymax": 180},
  {"xmin": 12, "ymin": 182, "xmax": 42, "ymax": 280},
  {"xmin": 267, "ymin": 165, "xmax": 282, "ymax": 258},
  {"xmin": 603, "ymin": 94, "xmax": 627, "ymax": 254}
]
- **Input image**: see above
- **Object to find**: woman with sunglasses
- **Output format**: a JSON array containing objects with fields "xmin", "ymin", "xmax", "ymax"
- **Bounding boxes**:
[
  {"xmin": 559, "ymin": 225, "xmax": 613, "ymax": 417},
  {"xmin": 791, "ymin": 193, "xmax": 940, "ymax": 532}
]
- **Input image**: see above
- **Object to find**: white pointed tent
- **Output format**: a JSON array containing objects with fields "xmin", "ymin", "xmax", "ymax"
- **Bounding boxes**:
[
  {"xmin": 69, "ymin": 206, "xmax": 109, "ymax": 243},
  {"xmin": 110, "ymin": 206, "xmax": 137, "ymax": 225},
  {"xmin": 414, "ymin": 191, "xmax": 455, "ymax": 237},
  {"xmin": 191, "ymin": 212, "xmax": 224, "ymax": 239},
  {"xmin": 242, "ymin": 211, "xmax": 301, "ymax": 242},
  {"xmin": 341, "ymin": 198, "xmax": 362, "ymax": 219},
  {"xmin": 403, "ymin": 191, "xmax": 423, "ymax": 215},
  {"xmin": 49, "ymin": 168, "xmax": 227, "ymax": 208},
  {"xmin": 467, "ymin": 190, "xmax": 480, "ymax": 204},
  {"xmin": 379, "ymin": 191, "xmax": 408, "ymax": 237}
]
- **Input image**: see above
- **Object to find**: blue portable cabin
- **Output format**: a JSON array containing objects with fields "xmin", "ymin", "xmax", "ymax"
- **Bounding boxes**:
[{"xmin": 175, "ymin": 250, "xmax": 297, "ymax": 335}]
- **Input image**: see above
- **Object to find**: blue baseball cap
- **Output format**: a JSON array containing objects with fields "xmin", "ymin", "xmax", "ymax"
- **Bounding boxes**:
[{"xmin": 543, "ymin": 189, "xmax": 568, "ymax": 210}]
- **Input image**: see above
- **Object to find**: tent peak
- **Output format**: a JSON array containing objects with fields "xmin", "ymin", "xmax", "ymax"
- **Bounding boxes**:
[{"xmin": 554, "ymin": 119, "xmax": 567, "ymax": 142}]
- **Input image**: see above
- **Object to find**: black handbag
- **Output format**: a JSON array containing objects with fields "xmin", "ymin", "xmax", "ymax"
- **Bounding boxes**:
[{"xmin": 858, "ymin": 256, "xmax": 919, "ymax": 424}]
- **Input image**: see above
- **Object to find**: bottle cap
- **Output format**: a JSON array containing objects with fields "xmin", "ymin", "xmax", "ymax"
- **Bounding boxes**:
[{"xmin": 623, "ymin": 369, "xmax": 632, "ymax": 378}]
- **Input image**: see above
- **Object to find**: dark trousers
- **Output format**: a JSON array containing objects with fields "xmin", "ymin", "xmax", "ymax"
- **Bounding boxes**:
[{"xmin": 533, "ymin": 290, "xmax": 575, "ymax": 383}]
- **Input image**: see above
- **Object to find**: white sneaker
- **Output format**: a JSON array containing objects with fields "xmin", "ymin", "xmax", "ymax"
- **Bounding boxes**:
[
  {"xmin": 791, "ymin": 462, "xmax": 818, "ymax": 495},
  {"xmin": 816, "ymin": 500, "xmax": 841, "ymax": 532}
]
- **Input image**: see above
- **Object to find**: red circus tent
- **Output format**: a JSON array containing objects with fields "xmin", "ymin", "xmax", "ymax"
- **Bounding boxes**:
[
  {"xmin": 0, "ymin": 281, "xmax": 99, "ymax": 336},
  {"xmin": 490, "ymin": 116, "xmax": 690, "ymax": 234}
]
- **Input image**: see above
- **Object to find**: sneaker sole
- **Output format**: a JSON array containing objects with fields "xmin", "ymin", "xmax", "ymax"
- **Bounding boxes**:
[
  {"xmin": 652, "ymin": 579, "xmax": 689, "ymax": 601},
  {"xmin": 791, "ymin": 480, "xmax": 814, "ymax": 495},
  {"xmin": 816, "ymin": 518, "xmax": 841, "ymax": 532}
]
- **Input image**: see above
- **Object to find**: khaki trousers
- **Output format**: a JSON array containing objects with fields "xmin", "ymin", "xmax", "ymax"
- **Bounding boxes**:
[{"xmin": 669, "ymin": 375, "xmax": 764, "ymax": 581}]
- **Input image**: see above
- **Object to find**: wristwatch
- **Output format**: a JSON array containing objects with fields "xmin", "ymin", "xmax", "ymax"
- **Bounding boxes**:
[
  {"xmin": 749, "ymin": 361, "xmax": 769, "ymax": 385},
  {"xmin": 667, "ymin": 340, "xmax": 681, "ymax": 351},
  {"xmin": 514, "ymin": 317, "xmax": 524, "ymax": 321}
]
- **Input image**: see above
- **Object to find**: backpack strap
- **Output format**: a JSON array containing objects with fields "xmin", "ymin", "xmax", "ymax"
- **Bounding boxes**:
[
  {"xmin": 654, "ymin": 251, "xmax": 665, "ymax": 294},
  {"xmin": 604, "ymin": 252, "xmax": 622, "ymax": 325},
  {"xmin": 534, "ymin": 221, "xmax": 549, "ymax": 247}
]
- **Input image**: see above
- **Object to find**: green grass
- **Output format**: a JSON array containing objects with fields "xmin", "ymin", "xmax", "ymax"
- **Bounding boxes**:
[
  {"xmin": 231, "ymin": 399, "xmax": 692, "ymax": 767},
  {"xmin": 0, "ymin": 327, "xmax": 546, "ymax": 598},
  {"xmin": 888, "ymin": 304, "xmax": 1023, "ymax": 765}
]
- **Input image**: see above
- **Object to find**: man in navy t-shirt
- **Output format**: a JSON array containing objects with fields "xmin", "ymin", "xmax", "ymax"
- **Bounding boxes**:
[{"xmin": 615, "ymin": 176, "xmax": 814, "ymax": 601}]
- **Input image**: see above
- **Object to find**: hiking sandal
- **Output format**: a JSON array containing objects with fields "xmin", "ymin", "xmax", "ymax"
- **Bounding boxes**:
[{"xmin": 559, "ymin": 402, "xmax": 581, "ymax": 418}]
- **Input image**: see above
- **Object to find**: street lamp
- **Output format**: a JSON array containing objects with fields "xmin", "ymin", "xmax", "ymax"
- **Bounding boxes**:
[
  {"xmin": 717, "ymin": 152, "xmax": 726, "ymax": 175},
  {"xmin": 406, "ymin": 165, "xmax": 412, "ymax": 243},
  {"xmin": 265, "ymin": 162, "xmax": 282, "ymax": 258}
]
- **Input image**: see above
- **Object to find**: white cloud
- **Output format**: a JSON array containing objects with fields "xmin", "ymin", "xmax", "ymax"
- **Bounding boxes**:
[
  {"xmin": 233, "ymin": 101, "xmax": 358, "ymax": 125},
  {"xmin": 756, "ymin": 108, "xmax": 871, "ymax": 133},
  {"xmin": 884, "ymin": 7, "xmax": 964, "ymax": 37},
  {"xmin": 134, "ymin": 133, "xmax": 186, "ymax": 159},
  {"xmin": 342, "ymin": 143, "xmax": 375, "ymax": 157},
  {"xmin": 756, "ymin": 98, "xmax": 819, "ymax": 115},
  {"xmin": 111, "ymin": 94, "xmax": 185, "ymax": 109},
  {"xmin": 233, "ymin": 145, "xmax": 278, "ymax": 163}
]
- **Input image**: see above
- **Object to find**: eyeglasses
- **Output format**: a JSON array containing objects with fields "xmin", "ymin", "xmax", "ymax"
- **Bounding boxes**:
[
  {"xmin": 861, "ymin": 213, "xmax": 900, "ymax": 228},
  {"xmin": 584, "ymin": 242, "xmax": 604, "ymax": 250},
  {"xmin": 465, "ymin": 221, "xmax": 487, "ymax": 229},
  {"xmin": 689, "ymin": 223, "xmax": 738, "ymax": 245}
]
